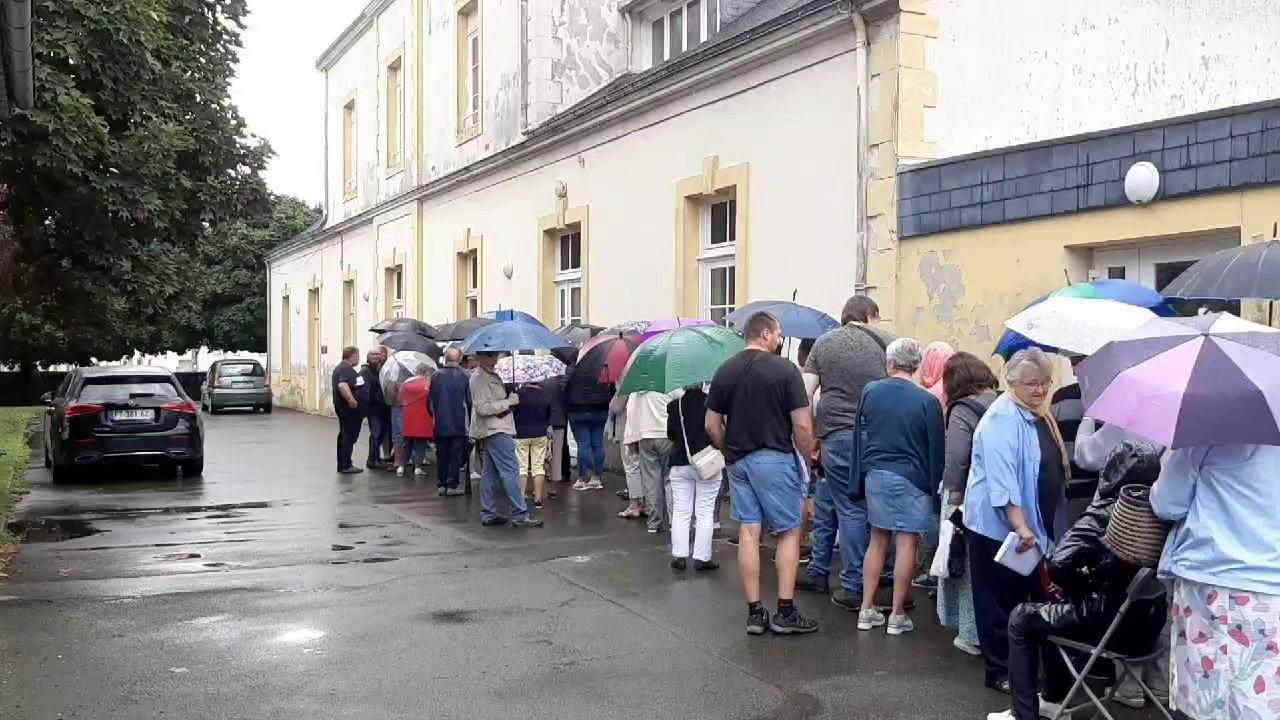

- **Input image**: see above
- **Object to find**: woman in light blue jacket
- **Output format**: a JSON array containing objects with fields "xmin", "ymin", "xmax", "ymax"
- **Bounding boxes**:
[
  {"xmin": 963, "ymin": 348, "xmax": 1069, "ymax": 693},
  {"xmin": 1151, "ymin": 444, "xmax": 1280, "ymax": 720}
]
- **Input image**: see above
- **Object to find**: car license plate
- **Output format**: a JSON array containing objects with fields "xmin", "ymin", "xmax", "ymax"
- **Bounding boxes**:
[{"xmin": 111, "ymin": 409, "xmax": 154, "ymax": 422}]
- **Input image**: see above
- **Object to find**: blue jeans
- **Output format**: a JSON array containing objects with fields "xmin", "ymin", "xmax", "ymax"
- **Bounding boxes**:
[
  {"xmin": 816, "ymin": 428, "xmax": 871, "ymax": 593},
  {"xmin": 366, "ymin": 406, "xmax": 390, "ymax": 465},
  {"xmin": 404, "ymin": 438, "xmax": 430, "ymax": 466},
  {"xmin": 567, "ymin": 410, "xmax": 607, "ymax": 479},
  {"xmin": 479, "ymin": 433, "xmax": 530, "ymax": 523}
]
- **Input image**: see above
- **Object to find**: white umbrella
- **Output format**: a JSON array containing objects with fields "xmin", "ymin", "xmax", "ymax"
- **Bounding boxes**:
[
  {"xmin": 494, "ymin": 354, "xmax": 565, "ymax": 384},
  {"xmin": 379, "ymin": 350, "xmax": 437, "ymax": 403},
  {"xmin": 1003, "ymin": 297, "xmax": 1157, "ymax": 356}
]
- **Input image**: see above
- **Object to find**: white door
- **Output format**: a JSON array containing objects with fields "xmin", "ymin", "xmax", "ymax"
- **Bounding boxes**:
[{"xmin": 1091, "ymin": 235, "xmax": 1240, "ymax": 316}]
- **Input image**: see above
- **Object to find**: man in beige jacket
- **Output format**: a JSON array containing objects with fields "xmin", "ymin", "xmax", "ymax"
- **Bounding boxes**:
[{"xmin": 469, "ymin": 352, "xmax": 542, "ymax": 528}]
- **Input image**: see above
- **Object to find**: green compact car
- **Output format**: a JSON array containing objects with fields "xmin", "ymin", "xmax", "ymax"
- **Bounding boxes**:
[{"xmin": 200, "ymin": 359, "xmax": 272, "ymax": 414}]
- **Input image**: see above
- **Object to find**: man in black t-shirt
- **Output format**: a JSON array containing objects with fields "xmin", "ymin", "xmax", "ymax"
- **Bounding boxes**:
[
  {"xmin": 332, "ymin": 346, "xmax": 364, "ymax": 474},
  {"xmin": 706, "ymin": 312, "xmax": 818, "ymax": 637}
]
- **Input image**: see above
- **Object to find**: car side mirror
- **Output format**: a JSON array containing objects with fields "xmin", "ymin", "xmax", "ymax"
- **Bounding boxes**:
[{"xmin": 41, "ymin": 392, "xmax": 53, "ymax": 405}]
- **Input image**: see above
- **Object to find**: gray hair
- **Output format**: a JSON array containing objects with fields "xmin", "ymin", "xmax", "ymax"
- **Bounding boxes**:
[
  {"xmin": 885, "ymin": 337, "xmax": 923, "ymax": 374},
  {"xmin": 444, "ymin": 347, "xmax": 463, "ymax": 364},
  {"xmin": 1005, "ymin": 348, "xmax": 1054, "ymax": 385}
]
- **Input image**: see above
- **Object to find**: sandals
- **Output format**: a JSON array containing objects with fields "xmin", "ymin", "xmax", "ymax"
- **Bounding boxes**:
[{"xmin": 617, "ymin": 507, "xmax": 642, "ymax": 519}]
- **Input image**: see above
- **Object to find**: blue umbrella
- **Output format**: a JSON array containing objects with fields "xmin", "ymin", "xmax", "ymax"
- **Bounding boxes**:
[
  {"xmin": 461, "ymin": 320, "xmax": 573, "ymax": 355},
  {"xmin": 993, "ymin": 280, "xmax": 1176, "ymax": 358},
  {"xmin": 724, "ymin": 300, "xmax": 839, "ymax": 339},
  {"xmin": 481, "ymin": 309, "xmax": 547, "ymax": 328}
]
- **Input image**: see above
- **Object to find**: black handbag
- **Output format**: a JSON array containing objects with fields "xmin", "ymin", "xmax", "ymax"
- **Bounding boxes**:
[{"xmin": 946, "ymin": 507, "xmax": 968, "ymax": 579}]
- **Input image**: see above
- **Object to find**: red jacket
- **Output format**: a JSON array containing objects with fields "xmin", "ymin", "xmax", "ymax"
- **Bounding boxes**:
[{"xmin": 400, "ymin": 377, "xmax": 434, "ymax": 439}]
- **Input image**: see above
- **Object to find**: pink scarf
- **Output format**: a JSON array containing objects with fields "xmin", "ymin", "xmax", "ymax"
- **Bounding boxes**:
[{"xmin": 921, "ymin": 341, "xmax": 955, "ymax": 407}]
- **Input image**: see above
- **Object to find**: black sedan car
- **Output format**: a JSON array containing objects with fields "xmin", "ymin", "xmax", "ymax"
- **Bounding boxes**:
[{"xmin": 42, "ymin": 366, "xmax": 204, "ymax": 482}]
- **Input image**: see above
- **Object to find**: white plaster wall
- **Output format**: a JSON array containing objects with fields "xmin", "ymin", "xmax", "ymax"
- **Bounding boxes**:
[
  {"xmin": 926, "ymin": 0, "xmax": 1280, "ymax": 156},
  {"xmin": 417, "ymin": 35, "xmax": 859, "ymax": 327},
  {"xmin": 324, "ymin": 0, "xmax": 419, "ymax": 226},
  {"xmin": 269, "ymin": 207, "xmax": 416, "ymax": 413}
]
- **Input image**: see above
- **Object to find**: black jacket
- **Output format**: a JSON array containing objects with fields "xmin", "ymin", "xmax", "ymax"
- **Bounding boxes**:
[
  {"xmin": 563, "ymin": 364, "xmax": 612, "ymax": 413},
  {"xmin": 666, "ymin": 389, "xmax": 711, "ymax": 466},
  {"xmin": 1036, "ymin": 441, "xmax": 1165, "ymax": 651}
]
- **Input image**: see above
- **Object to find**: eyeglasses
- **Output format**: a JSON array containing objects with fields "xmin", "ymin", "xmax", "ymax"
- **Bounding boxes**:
[{"xmin": 1016, "ymin": 379, "xmax": 1051, "ymax": 390}]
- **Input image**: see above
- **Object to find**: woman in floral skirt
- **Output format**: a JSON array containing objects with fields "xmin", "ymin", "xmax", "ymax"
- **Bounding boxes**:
[{"xmin": 1152, "ymin": 444, "xmax": 1280, "ymax": 719}]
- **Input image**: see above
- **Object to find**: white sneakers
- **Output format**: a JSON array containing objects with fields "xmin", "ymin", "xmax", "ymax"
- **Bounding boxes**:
[
  {"xmin": 886, "ymin": 613, "xmax": 914, "ymax": 636},
  {"xmin": 953, "ymin": 636, "xmax": 982, "ymax": 656},
  {"xmin": 394, "ymin": 466, "xmax": 405, "ymax": 477},
  {"xmin": 413, "ymin": 467, "xmax": 426, "ymax": 477},
  {"xmin": 985, "ymin": 697, "xmax": 1074, "ymax": 720},
  {"xmin": 572, "ymin": 479, "xmax": 588, "ymax": 490},
  {"xmin": 584, "ymin": 478, "xmax": 604, "ymax": 490},
  {"xmin": 856, "ymin": 608, "xmax": 913, "ymax": 635},
  {"xmin": 856, "ymin": 608, "xmax": 885, "ymax": 630},
  {"xmin": 986, "ymin": 711, "xmax": 1014, "ymax": 720}
]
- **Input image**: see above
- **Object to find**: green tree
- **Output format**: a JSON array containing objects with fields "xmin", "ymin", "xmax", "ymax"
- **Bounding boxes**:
[
  {"xmin": 0, "ymin": 0, "xmax": 270, "ymax": 368},
  {"xmin": 173, "ymin": 195, "xmax": 319, "ymax": 353}
]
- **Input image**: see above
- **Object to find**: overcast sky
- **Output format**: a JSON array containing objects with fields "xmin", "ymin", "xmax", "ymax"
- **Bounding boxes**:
[{"xmin": 232, "ymin": 1, "xmax": 366, "ymax": 206}]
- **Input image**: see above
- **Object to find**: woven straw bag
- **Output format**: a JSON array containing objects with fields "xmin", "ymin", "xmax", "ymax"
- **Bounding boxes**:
[{"xmin": 1103, "ymin": 484, "xmax": 1170, "ymax": 568}]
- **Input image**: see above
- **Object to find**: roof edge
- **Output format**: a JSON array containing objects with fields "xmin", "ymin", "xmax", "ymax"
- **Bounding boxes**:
[{"xmin": 316, "ymin": 0, "xmax": 397, "ymax": 72}]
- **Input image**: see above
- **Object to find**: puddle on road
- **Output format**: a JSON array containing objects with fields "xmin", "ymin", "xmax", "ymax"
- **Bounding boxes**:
[
  {"xmin": 424, "ymin": 609, "xmax": 476, "ymax": 625},
  {"xmin": 156, "ymin": 552, "xmax": 202, "ymax": 561},
  {"xmin": 359, "ymin": 556, "xmax": 397, "ymax": 564},
  {"xmin": 330, "ymin": 544, "xmax": 354, "ymax": 551},
  {"xmin": 5, "ymin": 517, "xmax": 104, "ymax": 543}
]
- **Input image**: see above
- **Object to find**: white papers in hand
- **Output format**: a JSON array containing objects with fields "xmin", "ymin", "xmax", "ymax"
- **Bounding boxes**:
[{"xmin": 995, "ymin": 531, "xmax": 1042, "ymax": 577}]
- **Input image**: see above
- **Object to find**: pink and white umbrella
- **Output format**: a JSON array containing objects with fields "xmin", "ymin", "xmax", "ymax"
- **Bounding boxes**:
[{"xmin": 1077, "ymin": 313, "xmax": 1280, "ymax": 448}]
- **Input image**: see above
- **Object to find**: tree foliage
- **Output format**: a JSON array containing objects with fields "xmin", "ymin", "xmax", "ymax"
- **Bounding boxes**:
[
  {"xmin": 174, "ymin": 195, "xmax": 319, "ymax": 353},
  {"xmin": 0, "ymin": 0, "xmax": 274, "ymax": 365}
]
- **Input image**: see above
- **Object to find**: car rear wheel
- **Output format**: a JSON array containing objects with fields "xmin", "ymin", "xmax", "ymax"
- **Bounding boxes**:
[
  {"xmin": 51, "ymin": 461, "xmax": 78, "ymax": 484},
  {"xmin": 181, "ymin": 458, "xmax": 204, "ymax": 476},
  {"xmin": 262, "ymin": 403, "xmax": 273, "ymax": 414},
  {"xmin": 43, "ymin": 441, "xmax": 52, "ymax": 468},
  {"xmin": 207, "ymin": 405, "xmax": 220, "ymax": 415}
]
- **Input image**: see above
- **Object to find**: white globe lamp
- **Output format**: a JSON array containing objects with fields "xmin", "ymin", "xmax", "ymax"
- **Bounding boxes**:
[{"xmin": 1124, "ymin": 161, "xmax": 1160, "ymax": 205}]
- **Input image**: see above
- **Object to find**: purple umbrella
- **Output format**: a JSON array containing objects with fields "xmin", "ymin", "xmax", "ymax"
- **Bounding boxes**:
[
  {"xmin": 1077, "ymin": 313, "xmax": 1280, "ymax": 448},
  {"xmin": 638, "ymin": 317, "xmax": 714, "ymax": 343}
]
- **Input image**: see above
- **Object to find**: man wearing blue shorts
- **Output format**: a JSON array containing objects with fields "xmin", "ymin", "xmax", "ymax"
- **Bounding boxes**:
[{"xmin": 706, "ymin": 312, "xmax": 818, "ymax": 636}]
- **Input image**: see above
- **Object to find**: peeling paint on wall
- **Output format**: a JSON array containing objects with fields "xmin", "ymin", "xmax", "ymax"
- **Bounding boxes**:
[{"xmin": 918, "ymin": 250, "xmax": 965, "ymax": 324}]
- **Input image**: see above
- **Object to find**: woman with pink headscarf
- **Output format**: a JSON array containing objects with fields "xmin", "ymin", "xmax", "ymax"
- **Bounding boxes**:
[{"xmin": 920, "ymin": 341, "xmax": 955, "ymax": 410}]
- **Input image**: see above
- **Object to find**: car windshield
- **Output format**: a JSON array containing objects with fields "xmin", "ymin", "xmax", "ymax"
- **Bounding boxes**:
[
  {"xmin": 218, "ymin": 362, "xmax": 264, "ymax": 378},
  {"xmin": 77, "ymin": 378, "xmax": 180, "ymax": 403}
]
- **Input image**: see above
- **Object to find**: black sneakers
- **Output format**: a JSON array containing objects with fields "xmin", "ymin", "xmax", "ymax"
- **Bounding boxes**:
[
  {"xmin": 746, "ymin": 606, "xmax": 771, "ymax": 635},
  {"xmin": 671, "ymin": 557, "xmax": 688, "ymax": 571},
  {"xmin": 769, "ymin": 607, "xmax": 819, "ymax": 635},
  {"xmin": 693, "ymin": 559, "xmax": 719, "ymax": 572},
  {"xmin": 794, "ymin": 570, "xmax": 830, "ymax": 594},
  {"xmin": 830, "ymin": 588, "xmax": 861, "ymax": 612},
  {"xmin": 510, "ymin": 517, "xmax": 544, "ymax": 528},
  {"xmin": 480, "ymin": 515, "xmax": 510, "ymax": 526}
]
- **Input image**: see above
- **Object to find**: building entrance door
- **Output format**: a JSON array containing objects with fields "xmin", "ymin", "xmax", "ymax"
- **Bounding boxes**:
[
  {"xmin": 307, "ymin": 288, "xmax": 320, "ymax": 412},
  {"xmin": 1091, "ymin": 234, "xmax": 1240, "ymax": 316}
]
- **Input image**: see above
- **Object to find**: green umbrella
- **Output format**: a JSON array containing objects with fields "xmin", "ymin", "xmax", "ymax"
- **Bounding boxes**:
[{"xmin": 617, "ymin": 325, "xmax": 746, "ymax": 395}]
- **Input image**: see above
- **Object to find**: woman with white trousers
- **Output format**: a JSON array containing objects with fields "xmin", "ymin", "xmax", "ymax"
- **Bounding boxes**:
[{"xmin": 667, "ymin": 386, "xmax": 719, "ymax": 571}]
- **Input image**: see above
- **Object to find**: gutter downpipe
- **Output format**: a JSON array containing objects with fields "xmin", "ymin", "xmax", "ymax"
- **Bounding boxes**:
[
  {"xmin": 519, "ymin": 0, "xmax": 529, "ymax": 131},
  {"xmin": 848, "ymin": 6, "xmax": 870, "ymax": 295}
]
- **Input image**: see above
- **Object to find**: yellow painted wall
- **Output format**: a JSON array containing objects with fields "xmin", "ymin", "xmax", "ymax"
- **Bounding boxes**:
[{"xmin": 894, "ymin": 186, "xmax": 1280, "ymax": 362}]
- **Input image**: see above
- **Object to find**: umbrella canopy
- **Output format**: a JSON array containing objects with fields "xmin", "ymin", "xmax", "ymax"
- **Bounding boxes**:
[
  {"xmin": 1078, "ymin": 313, "xmax": 1280, "ymax": 448},
  {"xmin": 481, "ymin": 309, "xmax": 547, "ymax": 328},
  {"xmin": 638, "ymin": 317, "xmax": 714, "ymax": 343},
  {"xmin": 368, "ymin": 317, "xmax": 439, "ymax": 339},
  {"xmin": 576, "ymin": 333, "xmax": 641, "ymax": 384},
  {"xmin": 602, "ymin": 319, "xmax": 652, "ymax": 337},
  {"xmin": 1161, "ymin": 240, "xmax": 1280, "ymax": 301},
  {"xmin": 553, "ymin": 321, "xmax": 605, "ymax": 346},
  {"xmin": 994, "ymin": 280, "xmax": 1176, "ymax": 358},
  {"xmin": 618, "ymin": 326, "xmax": 747, "ymax": 395},
  {"xmin": 495, "ymin": 354, "xmax": 566, "ymax": 384},
  {"xmin": 379, "ymin": 350, "xmax": 436, "ymax": 402},
  {"xmin": 724, "ymin": 300, "xmax": 839, "ymax": 339},
  {"xmin": 460, "ymin": 320, "xmax": 574, "ymax": 355},
  {"xmin": 435, "ymin": 317, "xmax": 497, "ymax": 341},
  {"xmin": 377, "ymin": 331, "xmax": 443, "ymax": 360},
  {"xmin": 1003, "ymin": 297, "xmax": 1158, "ymax": 357}
]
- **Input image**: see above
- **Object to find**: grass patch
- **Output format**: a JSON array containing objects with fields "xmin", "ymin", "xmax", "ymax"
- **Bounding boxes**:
[{"xmin": 1, "ymin": 407, "xmax": 41, "ymax": 553}]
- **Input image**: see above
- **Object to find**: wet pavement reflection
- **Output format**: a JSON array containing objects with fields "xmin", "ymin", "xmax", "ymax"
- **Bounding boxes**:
[{"xmin": 0, "ymin": 410, "xmax": 1162, "ymax": 720}]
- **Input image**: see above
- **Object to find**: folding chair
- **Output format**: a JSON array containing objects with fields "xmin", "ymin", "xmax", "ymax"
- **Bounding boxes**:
[{"xmin": 1046, "ymin": 567, "xmax": 1172, "ymax": 720}]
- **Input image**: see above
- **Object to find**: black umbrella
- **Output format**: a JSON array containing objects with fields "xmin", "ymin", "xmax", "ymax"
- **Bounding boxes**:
[
  {"xmin": 575, "ymin": 333, "xmax": 640, "ymax": 384},
  {"xmin": 369, "ymin": 317, "xmax": 439, "ymax": 339},
  {"xmin": 435, "ymin": 317, "xmax": 497, "ymax": 341},
  {"xmin": 376, "ymin": 332, "xmax": 442, "ymax": 360},
  {"xmin": 553, "ymin": 321, "xmax": 605, "ymax": 346},
  {"xmin": 1162, "ymin": 239, "xmax": 1280, "ymax": 301}
]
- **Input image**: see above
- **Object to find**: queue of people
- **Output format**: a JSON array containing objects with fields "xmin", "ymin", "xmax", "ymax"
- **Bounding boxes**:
[{"xmin": 330, "ymin": 292, "xmax": 1278, "ymax": 720}]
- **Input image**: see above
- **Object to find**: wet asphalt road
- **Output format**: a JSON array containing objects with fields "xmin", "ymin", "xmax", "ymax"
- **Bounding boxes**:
[{"xmin": 1, "ymin": 410, "xmax": 1162, "ymax": 720}]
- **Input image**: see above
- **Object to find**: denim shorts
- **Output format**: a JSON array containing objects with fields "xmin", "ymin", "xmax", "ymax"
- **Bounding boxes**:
[
  {"xmin": 390, "ymin": 406, "xmax": 404, "ymax": 444},
  {"xmin": 728, "ymin": 449, "xmax": 804, "ymax": 533},
  {"xmin": 865, "ymin": 468, "xmax": 934, "ymax": 535}
]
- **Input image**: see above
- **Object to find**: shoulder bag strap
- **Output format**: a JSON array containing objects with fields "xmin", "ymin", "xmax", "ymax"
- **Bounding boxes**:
[{"xmin": 845, "ymin": 323, "xmax": 888, "ymax": 353}]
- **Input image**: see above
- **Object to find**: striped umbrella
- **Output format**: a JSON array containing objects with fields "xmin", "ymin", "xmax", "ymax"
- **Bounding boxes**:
[{"xmin": 1077, "ymin": 313, "xmax": 1280, "ymax": 448}]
